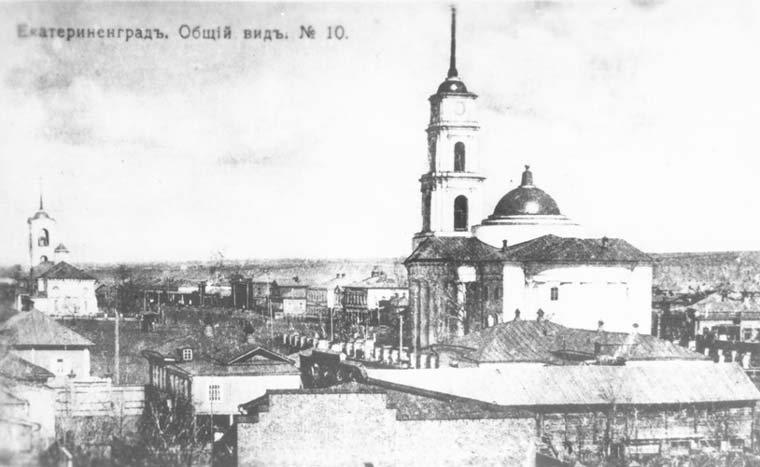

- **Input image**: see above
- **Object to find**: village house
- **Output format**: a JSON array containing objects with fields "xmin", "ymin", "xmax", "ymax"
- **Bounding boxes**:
[
  {"xmin": 342, "ymin": 267, "xmax": 408, "ymax": 324},
  {"xmin": 306, "ymin": 273, "xmax": 350, "ymax": 319},
  {"xmin": 271, "ymin": 278, "xmax": 308, "ymax": 317},
  {"xmin": 0, "ymin": 309, "xmax": 94, "ymax": 379},
  {"xmin": 690, "ymin": 291, "xmax": 760, "ymax": 342},
  {"xmin": 0, "ymin": 352, "xmax": 57, "ymax": 465},
  {"xmin": 142, "ymin": 324, "xmax": 301, "ymax": 438}
]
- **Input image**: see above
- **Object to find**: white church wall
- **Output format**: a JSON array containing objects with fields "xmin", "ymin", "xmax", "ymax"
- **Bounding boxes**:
[
  {"xmin": 501, "ymin": 264, "xmax": 652, "ymax": 334},
  {"xmin": 37, "ymin": 278, "xmax": 99, "ymax": 317},
  {"xmin": 501, "ymin": 264, "xmax": 526, "ymax": 320}
]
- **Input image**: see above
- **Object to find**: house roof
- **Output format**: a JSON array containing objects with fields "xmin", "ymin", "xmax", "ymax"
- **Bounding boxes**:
[
  {"xmin": 0, "ymin": 309, "xmax": 94, "ymax": 348},
  {"xmin": 239, "ymin": 383, "xmax": 530, "ymax": 421},
  {"xmin": 0, "ymin": 352, "xmax": 54, "ymax": 382},
  {"xmin": 38, "ymin": 261, "xmax": 97, "ymax": 281},
  {"xmin": 504, "ymin": 235, "xmax": 652, "ymax": 263},
  {"xmin": 438, "ymin": 319, "xmax": 705, "ymax": 364},
  {"xmin": 690, "ymin": 292, "xmax": 760, "ymax": 318},
  {"xmin": 366, "ymin": 362, "xmax": 760, "ymax": 408},
  {"xmin": 406, "ymin": 236, "xmax": 507, "ymax": 263},
  {"xmin": 345, "ymin": 273, "xmax": 406, "ymax": 289},
  {"xmin": 149, "ymin": 330, "xmax": 298, "ymax": 377}
]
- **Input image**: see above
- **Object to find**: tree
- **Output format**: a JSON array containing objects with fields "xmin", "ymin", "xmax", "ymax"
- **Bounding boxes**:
[{"xmin": 112, "ymin": 386, "xmax": 209, "ymax": 467}]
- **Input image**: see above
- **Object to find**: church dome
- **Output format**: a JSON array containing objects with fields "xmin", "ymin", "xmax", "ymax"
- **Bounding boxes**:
[
  {"xmin": 437, "ymin": 77, "xmax": 469, "ymax": 94},
  {"xmin": 492, "ymin": 166, "xmax": 561, "ymax": 217}
]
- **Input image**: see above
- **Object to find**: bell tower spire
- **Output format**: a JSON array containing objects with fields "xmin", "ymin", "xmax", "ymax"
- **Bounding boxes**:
[{"xmin": 448, "ymin": 7, "xmax": 458, "ymax": 78}]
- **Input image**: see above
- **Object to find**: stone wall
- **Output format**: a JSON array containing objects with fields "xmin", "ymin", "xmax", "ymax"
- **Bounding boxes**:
[{"xmin": 235, "ymin": 391, "xmax": 536, "ymax": 467}]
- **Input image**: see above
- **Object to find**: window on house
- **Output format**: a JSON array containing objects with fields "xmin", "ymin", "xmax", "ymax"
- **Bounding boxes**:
[
  {"xmin": 208, "ymin": 384, "xmax": 221, "ymax": 402},
  {"xmin": 40, "ymin": 255, "xmax": 48, "ymax": 263},
  {"xmin": 550, "ymin": 287, "xmax": 559, "ymax": 301},
  {"xmin": 454, "ymin": 195, "xmax": 468, "ymax": 231},
  {"xmin": 495, "ymin": 287, "xmax": 501, "ymax": 300},
  {"xmin": 454, "ymin": 142, "xmax": 465, "ymax": 172},
  {"xmin": 182, "ymin": 348, "xmax": 193, "ymax": 361},
  {"xmin": 56, "ymin": 358, "xmax": 64, "ymax": 374}
]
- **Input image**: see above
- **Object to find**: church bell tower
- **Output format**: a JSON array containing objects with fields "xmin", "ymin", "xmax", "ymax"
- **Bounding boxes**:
[{"xmin": 413, "ymin": 7, "xmax": 485, "ymax": 250}]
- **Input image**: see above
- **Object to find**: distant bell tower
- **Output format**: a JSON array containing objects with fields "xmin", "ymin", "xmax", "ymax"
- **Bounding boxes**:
[
  {"xmin": 27, "ymin": 191, "xmax": 56, "ymax": 268},
  {"xmin": 413, "ymin": 7, "xmax": 485, "ymax": 250}
]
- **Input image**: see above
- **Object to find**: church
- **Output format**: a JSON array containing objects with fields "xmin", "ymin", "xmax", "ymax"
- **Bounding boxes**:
[
  {"xmin": 16, "ymin": 195, "xmax": 99, "ymax": 317},
  {"xmin": 405, "ymin": 9, "xmax": 652, "ymax": 351}
]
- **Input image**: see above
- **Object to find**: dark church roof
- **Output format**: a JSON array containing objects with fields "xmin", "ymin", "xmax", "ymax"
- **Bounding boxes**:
[
  {"xmin": 491, "ymin": 166, "xmax": 561, "ymax": 217},
  {"xmin": 406, "ymin": 237, "xmax": 507, "ymax": 264},
  {"xmin": 504, "ymin": 235, "xmax": 652, "ymax": 264},
  {"xmin": 38, "ymin": 261, "xmax": 97, "ymax": 281}
]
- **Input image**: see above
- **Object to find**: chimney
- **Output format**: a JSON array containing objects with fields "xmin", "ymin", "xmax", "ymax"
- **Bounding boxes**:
[
  {"xmin": 632, "ymin": 323, "xmax": 639, "ymax": 334},
  {"xmin": 536, "ymin": 309, "xmax": 545, "ymax": 323},
  {"xmin": 601, "ymin": 237, "xmax": 610, "ymax": 249},
  {"xmin": 502, "ymin": 240, "xmax": 508, "ymax": 252},
  {"xmin": 597, "ymin": 320, "xmax": 605, "ymax": 332},
  {"xmin": 514, "ymin": 309, "xmax": 521, "ymax": 321}
]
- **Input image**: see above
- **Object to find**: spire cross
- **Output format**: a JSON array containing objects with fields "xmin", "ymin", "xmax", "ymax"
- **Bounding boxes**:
[{"xmin": 447, "ymin": 6, "xmax": 458, "ymax": 78}]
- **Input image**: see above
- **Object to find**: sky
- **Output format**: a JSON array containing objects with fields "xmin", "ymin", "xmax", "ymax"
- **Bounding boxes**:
[{"xmin": 1, "ymin": 1, "xmax": 759, "ymax": 264}]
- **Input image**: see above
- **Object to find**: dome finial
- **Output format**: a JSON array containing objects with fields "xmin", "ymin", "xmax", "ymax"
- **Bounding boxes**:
[
  {"xmin": 447, "ymin": 6, "xmax": 458, "ymax": 78},
  {"xmin": 521, "ymin": 165, "xmax": 533, "ymax": 187}
]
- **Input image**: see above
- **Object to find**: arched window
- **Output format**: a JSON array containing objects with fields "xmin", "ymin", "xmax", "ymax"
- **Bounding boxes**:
[
  {"xmin": 454, "ymin": 142, "xmax": 465, "ymax": 172},
  {"xmin": 40, "ymin": 255, "xmax": 48, "ymax": 263},
  {"xmin": 38, "ymin": 229, "xmax": 49, "ymax": 247},
  {"xmin": 454, "ymin": 195, "xmax": 468, "ymax": 231}
]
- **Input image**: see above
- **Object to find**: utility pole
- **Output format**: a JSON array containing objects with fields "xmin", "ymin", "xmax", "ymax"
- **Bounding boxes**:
[
  {"xmin": 114, "ymin": 310, "xmax": 120, "ymax": 385},
  {"xmin": 398, "ymin": 308, "xmax": 403, "ymax": 358}
]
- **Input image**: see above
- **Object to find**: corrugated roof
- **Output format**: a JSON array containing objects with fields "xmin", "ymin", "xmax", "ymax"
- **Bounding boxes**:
[
  {"xmin": 0, "ymin": 309, "xmax": 94, "ymax": 347},
  {"xmin": 440, "ymin": 319, "xmax": 704, "ymax": 364},
  {"xmin": 38, "ymin": 261, "xmax": 97, "ymax": 281},
  {"xmin": 505, "ymin": 235, "xmax": 652, "ymax": 263},
  {"xmin": 406, "ymin": 236, "xmax": 507, "ymax": 263},
  {"xmin": 367, "ymin": 363, "xmax": 760, "ymax": 408}
]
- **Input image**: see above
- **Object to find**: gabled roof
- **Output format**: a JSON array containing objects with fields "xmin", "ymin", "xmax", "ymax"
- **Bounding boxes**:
[
  {"xmin": 149, "ymin": 329, "xmax": 298, "ymax": 377},
  {"xmin": 0, "ymin": 309, "xmax": 94, "ymax": 348},
  {"xmin": 439, "ymin": 319, "xmax": 705, "ymax": 364},
  {"xmin": 367, "ymin": 362, "xmax": 760, "ymax": 408},
  {"xmin": 38, "ymin": 261, "xmax": 97, "ymax": 281},
  {"xmin": 406, "ymin": 236, "xmax": 507, "ymax": 264},
  {"xmin": 0, "ymin": 352, "xmax": 55, "ymax": 382},
  {"xmin": 504, "ymin": 235, "xmax": 652, "ymax": 263}
]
